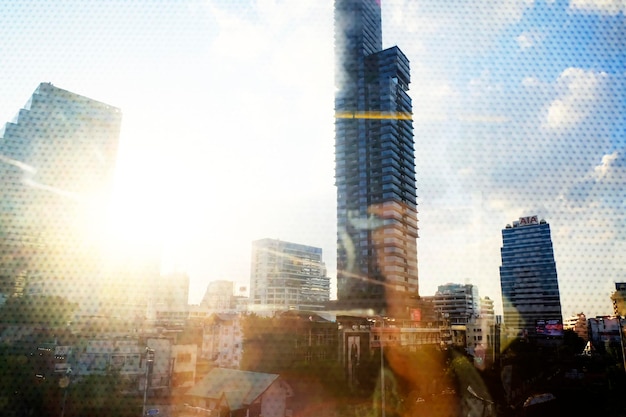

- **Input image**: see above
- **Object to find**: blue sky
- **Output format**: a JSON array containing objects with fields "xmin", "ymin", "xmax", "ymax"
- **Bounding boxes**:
[{"xmin": 0, "ymin": 0, "xmax": 624, "ymax": 317}]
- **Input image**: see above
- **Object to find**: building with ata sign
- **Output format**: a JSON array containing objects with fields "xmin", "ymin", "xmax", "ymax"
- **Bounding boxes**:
[{"xmin": 499, "ymin": 216, "xmax": 563, "ymax": 338}]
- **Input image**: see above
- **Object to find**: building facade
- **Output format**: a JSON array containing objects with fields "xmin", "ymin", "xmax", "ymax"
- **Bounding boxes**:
[
  {"xmin": 0, "ymin": 82, "xmax": 121, "ymax": 307},
  {"xmin": 563, "ymin": 312, "xmax": 589, "ymax": 341},
  {"xmin": 499, "ymin": 215, "xmax": 563, "ymax": 337},
  {"xmin": 250, "ymin": 239, "xmax": 330, "ymax": 312},
  {"xmin": 465, "ymin": 298, "xmax": 496, "ymax": 369},
  {"xmin": 201, "ymin": 313, "xmax": 243, "ymax": 369},
  {"xmin": 587, "ymin": 316, "xmax": 624, "ymax": 354},
  {"xmin": 433, "ymin": 283, "xmax": 480, "ymax": 326},
  {"xmin": 611, "ymin": 282, "xmax": 626, "ymax": 317},
  {"xmin": 334, "ymin": 0, "xmax": 418, "ymax": 316}
]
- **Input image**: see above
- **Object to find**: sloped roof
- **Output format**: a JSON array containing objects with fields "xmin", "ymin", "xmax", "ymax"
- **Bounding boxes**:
[{"xmin": 185, "ymin": 368, "xmax": 279, "ymax": 411}]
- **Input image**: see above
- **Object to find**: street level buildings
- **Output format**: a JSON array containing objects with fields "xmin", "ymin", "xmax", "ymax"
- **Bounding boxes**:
[
  {"xmin": 250, "ymin": 238, "xmax": 330, "ymax": 312},
  {"xmin": 499, "ymin": 215, "xmax": 563, "ymax": 337},
  {"xmin": 334, "ymin": 0, "xmax": 418, "ymax": 316}
]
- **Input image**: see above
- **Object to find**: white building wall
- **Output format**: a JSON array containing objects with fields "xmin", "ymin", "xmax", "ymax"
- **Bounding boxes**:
[{"xmin": 201, "ymin": 314, "xmax": 243, "ymax": 368}]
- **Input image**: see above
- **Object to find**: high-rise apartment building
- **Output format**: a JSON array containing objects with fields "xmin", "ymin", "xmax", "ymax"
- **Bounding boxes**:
[
  {"xmin": 433, "ymin": 283, "xmax": 480, "ymax": 326},
  {"xmin": 334, "ymin": 0, "xmax": 418, "ymax": 315},
  {"xmin": 250, "ymin": 238, "xmax": 330, "ymax": 312},
  {"xmin": 499, "ymin": 215, "xmax": 563, "ymax": 337},
  {"xmin": 0, "ymin": 82, "xmax": 121, "ymax": 304}
]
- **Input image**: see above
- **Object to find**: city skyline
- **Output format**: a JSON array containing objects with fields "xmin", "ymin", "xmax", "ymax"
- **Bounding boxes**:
[{"xmin": 1, "ymin": 1, "xmax": 624, "ymax": 317}]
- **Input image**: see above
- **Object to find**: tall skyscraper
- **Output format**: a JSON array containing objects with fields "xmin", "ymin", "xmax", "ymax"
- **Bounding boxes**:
[
  {"xmin": 250, "ymin": 238, "xmax": 330, "ymax": 312},
  {"xmin": 499, "ymin": 215, "xmax": 563, "ymax": 337},
  {"xmin": 0, "ymin": 82, "xmax": 121, "ymax": 303},
  {"xmin": 334, "ymin": 0, "xmax": 418, "ymax": 315}
]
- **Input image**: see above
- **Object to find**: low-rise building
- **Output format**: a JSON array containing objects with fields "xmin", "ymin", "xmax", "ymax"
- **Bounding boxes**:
[
  {"xmin": 201, "ymin": 313, "xmax": 243, "ymax": 368},
  {"xmin": 588, "ymin": 316, "xmax": 624, "ymax": 354},
  {"xmin": 171, "ymin": 344, "xmax": 197, "ymax": 389},
  {"xmin": 564, "ymin": 312, "xmax": 588, "ymax": 341},
  {"xmin": 180, "ymin": 368, "xmax": 292, "ymax": 417}
]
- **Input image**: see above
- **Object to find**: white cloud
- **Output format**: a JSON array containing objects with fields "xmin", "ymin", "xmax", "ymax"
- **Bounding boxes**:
[
  {"xmin": 545, "ymin": 99, "xmax": 573, "ymax": 128},
  {"xmin": 594, "ymin": 151, "xmax": 620, "ymax": 178},
  {"xmin": 516, "ymin": 30, "xmax": 543, "ymax": 49},
  {"xmin": 570, "ymin": 0, "xmax": 626, "ymax": 15},
  {"xmin": 383, "ymin": 0, "xmax": 535, "ymax": 56},
  {"xmin": 521, "ymin": 76, "xmax": 542, "ymax": 87},
  {"xmin": 543, "ymin": 68, "xmax": 610, "ymax": 129}
]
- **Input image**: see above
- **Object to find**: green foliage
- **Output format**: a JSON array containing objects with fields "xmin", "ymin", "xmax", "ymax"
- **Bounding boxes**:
[
  {"xmin": 0, "ymin": 343, "xmax": 140, "ymax": 417},
  {"xmin": 560, "ymin": 329, "xmax": 586, "ymax": 356},
  {"xmin": 0, "ymin": 295, "xmax": 78, "ymax": 327},
  {"xmin": 0, "ymin": 345, "xmax": 60, "ymax": 416},
  {"xmin": 240, "ymin": 314, "xmax": 299, "ymax": 373}
]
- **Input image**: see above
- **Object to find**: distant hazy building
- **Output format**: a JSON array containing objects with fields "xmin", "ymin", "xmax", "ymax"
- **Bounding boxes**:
[
  {"xmin": 201, "ymin": 280, "xmax": 235, "ymax": 312},
  {"xmin": 0, "ymin": 82, "xmax": 121, "ymax": 307},
  {"xmin": 250, "ymin": 238, "xmax": 330, "ymax": 312},
  {"xmin": 433, "ymin": 283, "xmax": 480, "ymax": 326},
  {"xmin": 499, "ymin": 215, "xmax": 563, "ymax": 337},
  {"xmin": 146, "ymin": 272, "xmax": 190, "ymax": 327},
  {"xmin": 480, "ymin": 296, "xmax": 495, "ymax": 320},
  {"xmin": 334, "ymin": 0, "xmax": 418, "ymax": 315}
]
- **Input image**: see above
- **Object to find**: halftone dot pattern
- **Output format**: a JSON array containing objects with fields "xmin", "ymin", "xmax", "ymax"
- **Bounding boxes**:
[{"xmin": 0, "ymin": 0, "xmax": 625, "ymax": 416}]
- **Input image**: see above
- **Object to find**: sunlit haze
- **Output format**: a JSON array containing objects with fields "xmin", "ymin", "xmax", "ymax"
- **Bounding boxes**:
[{"xmin": 1, "ymin": 0, "xmax": 624, "ymax": 317}]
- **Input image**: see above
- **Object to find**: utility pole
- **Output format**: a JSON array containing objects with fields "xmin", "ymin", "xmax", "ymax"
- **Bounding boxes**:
[
  {"xmin": 379, "ymin": 317, "xmax": 385, "ymax": 417},
  {"xmin": 142, "ymin": 347, "xmax": 155, "ymax": 417},
  {"xmin": 618, "ymin": 317, "xmax": 626, "ymax": 374},
  {"xmin": 59, "ymin": 367, "xmax": 72, "ymax": 417}
]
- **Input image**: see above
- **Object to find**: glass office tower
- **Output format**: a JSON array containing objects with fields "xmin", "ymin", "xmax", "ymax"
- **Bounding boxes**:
[
  {"xmin": 499, "ymin": 216, "xmax": 563, "ymax": 337},
  {"xmin": 250, "ymin": 238, "xmax": 331, "ymax": 312},
  {"xmin": 0, "ymin": 82, "xmax": 121, "ymax": 302},
  {"xmin": 334, "ymin": 0, "xmax": 418, "ymax": 315}
]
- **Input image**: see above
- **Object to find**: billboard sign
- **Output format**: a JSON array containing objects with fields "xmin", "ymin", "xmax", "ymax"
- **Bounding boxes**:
[{"xmin": 536, "ymin": 319, "xmax": 563, "ymax": 336}]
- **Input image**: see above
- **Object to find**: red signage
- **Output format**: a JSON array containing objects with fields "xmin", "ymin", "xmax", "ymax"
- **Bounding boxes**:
[{"xmin": 519, "ymin": 215, "xmax": 539, "ymax": 226}]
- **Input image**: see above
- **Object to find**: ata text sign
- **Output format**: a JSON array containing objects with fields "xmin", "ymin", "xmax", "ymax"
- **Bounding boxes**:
[{"xmin": 518, "ymin": 215, "xmax": 539, "ymax": 226}]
